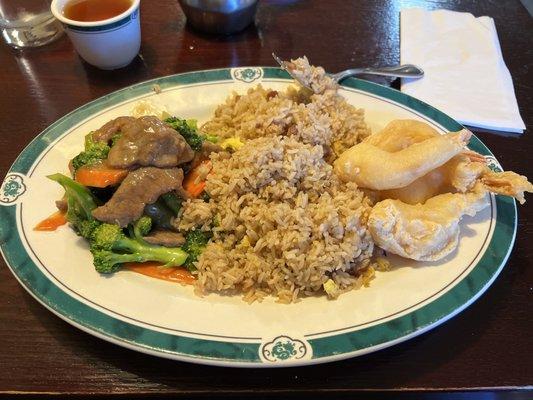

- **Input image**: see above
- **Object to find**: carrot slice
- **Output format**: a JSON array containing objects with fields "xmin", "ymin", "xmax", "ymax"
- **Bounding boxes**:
[
  {"xmin": 75, "ymin": 164, "xmax": 128, "ymax": 188},
  {"xmin": 183, "ymin": 160, "xmax": 212, "ymax": 198},
  {"xmin": 34, "ymin": 210, "xmax": 68, "ymax": 231},
  {"xmin": 124, "ymin": 262, "xmax": 196, "ymax": 285}
]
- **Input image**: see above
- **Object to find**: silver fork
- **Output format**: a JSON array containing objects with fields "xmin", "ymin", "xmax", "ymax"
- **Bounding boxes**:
[{"xmin": 272, "ymin": 53, "xmax": 424, "ymax": 90}]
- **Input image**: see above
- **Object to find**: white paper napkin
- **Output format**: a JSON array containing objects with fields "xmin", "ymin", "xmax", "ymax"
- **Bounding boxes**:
[{"xmin": 400, "ymin": 8, "xmax": 525, "ymax": 133}]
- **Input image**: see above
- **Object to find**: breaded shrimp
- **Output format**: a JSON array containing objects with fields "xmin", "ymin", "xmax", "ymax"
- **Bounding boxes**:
[
  {"xmin": 363, "ymin": 121, "xmax": 533, "ymax": 204},
  {"xmin": 334, "ymin": 129, "xmax": 471, "ymax": 190},
  {"xmin": 383, "ymin": 153, "xmax": 533, "ymax": 205},
  {"xmin": 350, "ymin": 119, "xmax": 532, "ymax": 262},
  {"xmin": 379, "ymin": 166, "xmax": 450, "ymax": 205},
  {"xmin": 363, "ymin": 119, "xmax": 440, "ymax": 151},
  {"xmin": 481, "ymin": 170, "xmax": 533, "ymax": 204},
  {"xmin": 368, "ymin": 186, "xmax": 489, "ymax": 261},
  {"xmin": 380, "ymin": 154, "xmax": 478, "ymax": 204}
]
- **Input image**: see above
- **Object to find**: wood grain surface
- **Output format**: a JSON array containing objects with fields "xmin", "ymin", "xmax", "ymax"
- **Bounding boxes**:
[{"xmin": 0, "ymin": 0, "xmax": 531, "ymax": 397}]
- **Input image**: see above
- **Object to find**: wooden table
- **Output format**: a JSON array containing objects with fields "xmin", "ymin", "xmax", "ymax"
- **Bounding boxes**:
[{"xmin": 1, "ymin": 1, "xmax": 531, "ymax": 398}]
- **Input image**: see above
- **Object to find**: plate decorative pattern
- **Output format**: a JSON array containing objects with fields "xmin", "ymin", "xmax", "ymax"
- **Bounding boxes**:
[
  {"xmin": 0, "ymin": 67, "xmax": 517, "ymax": 367},
  {"xmin": 232, "ymin": 67, "xmax": 263, "ymax": 83},
  {"xmin": 260, "ymin": 336, "xmax": 311, "ymax": 363},
  {"xmin": 0, "ymin": 173, "xmax": 27, "ymax": 204}
]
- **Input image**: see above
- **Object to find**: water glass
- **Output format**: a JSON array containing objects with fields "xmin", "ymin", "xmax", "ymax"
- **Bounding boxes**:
[{"xmin": 0, "ymin": 0, "xmax": 63, "ymax": 48}]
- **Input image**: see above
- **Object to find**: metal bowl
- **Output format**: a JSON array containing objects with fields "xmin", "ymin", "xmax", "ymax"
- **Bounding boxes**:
[{"xmin": 178, "ymin": 0, "xmax": 258, "ymax": 35}]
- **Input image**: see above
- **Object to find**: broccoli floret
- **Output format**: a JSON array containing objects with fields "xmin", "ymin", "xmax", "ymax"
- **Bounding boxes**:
[
  {"xmin": 90, "ymin": 223, "xmax": 188, "ymax": 273},
  {"xmin": 203, "ymin": 134, "xmax": 219, "ymax": 143},
  {"xmin": 71, "ymin": 133, "xmax": 110, "ymax": 172},
  {"xmin": 186, "ymin": 119, "xmax": 198, "ymax": 130},
  {"xmin": 165, "ymin": 116, "xmax": 219, "ymax": 147},
  {"xmin": 48, "ymin": 173, "xmax": 100, "ymax": 239},
  {"xmin": 110, "ymin": 132, "xmax": 122, "ymax": 146},
  {"xmin": 128, "ymin": 215, "xmax": 152, "ymax": 241},
  {"xmin": 91, "ymin": 250, "xmax": 142, "ymax": 274},
  {"xmin": 165, "ymin": 116, "xmax": 204, "ymax": 152},
  {"xmin": 134, "ymin": 216, "xmax": 152, "ymax": 237},
  {"xmin": 77, "ymin": 219, "xmax": 102, "ymax": 240},
  {"xmin": 161, "ymin": 192, "xmax": 182, "ymax": 216},
  {"xmin": 182, "ymin": 230, "xmax": 212, "ymax": 270},
  {"xmin": 90, "ymin": 223, "xmax": 123, "ymax": 251}
]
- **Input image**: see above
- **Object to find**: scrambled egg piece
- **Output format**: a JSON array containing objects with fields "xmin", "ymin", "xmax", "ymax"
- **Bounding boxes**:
[
  {"xmin": 323, "ymin": 279, "xmax": 339, "ymax": 299},
  {"xmin": 235, "ymin": 235, "xmax": 251, "ymax": 250},
  {"xmin": 221, "ymin": 137, "xmax": 244, "ymax": 151}
]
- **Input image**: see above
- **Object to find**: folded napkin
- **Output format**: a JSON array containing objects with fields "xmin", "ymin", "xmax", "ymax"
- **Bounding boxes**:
[{"xmin": 400, "ymin": 8, "xmax": 525, "ymax": 133}]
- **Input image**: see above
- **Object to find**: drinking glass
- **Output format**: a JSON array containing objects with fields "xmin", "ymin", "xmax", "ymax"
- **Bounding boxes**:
[{"xmin": 0, "ymin": 0, "xmax": 63, "ymax": 48}]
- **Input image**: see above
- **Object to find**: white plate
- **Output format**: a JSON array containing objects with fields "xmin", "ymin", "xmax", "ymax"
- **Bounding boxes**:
[{"xmin": 0, "ymin": 67, "xmax": 517, "ymax": 367}]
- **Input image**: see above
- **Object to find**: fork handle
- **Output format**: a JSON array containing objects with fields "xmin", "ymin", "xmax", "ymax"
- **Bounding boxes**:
[{"xmin": 332, "ymin": 64, "xmax": 424, "ymax": 81}]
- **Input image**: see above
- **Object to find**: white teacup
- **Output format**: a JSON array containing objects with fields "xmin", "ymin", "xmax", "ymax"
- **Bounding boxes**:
[{"xmin": 51, "ymin": 0, "xmax": 141, "ymax": 70}]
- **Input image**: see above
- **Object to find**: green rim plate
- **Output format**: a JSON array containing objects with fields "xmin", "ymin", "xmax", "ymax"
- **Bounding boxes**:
[{"xmin": 0, "ymin": 67, "xmax": 517, "ymax": 367}]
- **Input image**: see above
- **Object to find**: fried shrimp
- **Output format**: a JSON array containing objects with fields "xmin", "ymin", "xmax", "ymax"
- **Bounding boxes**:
[
  {"xmin": 363, "ymin": 119, "xmax": 440, "ymax": 151},
  {"xmin": 335, "ymin": 119, "xmax": 532, "ymax": 262},
  {"xmin": 382, "ymin": 154, "xmax": 533, "ymax": 205},
  {"xmin": 357, "ymin": 120, "xmax": 533, "ymax": 205},
  {"xmin": 379, "ymin": 166, "xmax": 450, "ymax": 205},
  {"xmin": 368, "ymin": 186, "xmax": 489, "ymax": 261},
  {"xmin": 481, "ymin": 170, "xmax": 533, "ymax": 204},
  {"xmin": 334, "ymin": 129, "xmax": 471, "ymax": 190},
  {"xmin": 380, "ymin": 153, "xmax": 481, "ymax": 204}
]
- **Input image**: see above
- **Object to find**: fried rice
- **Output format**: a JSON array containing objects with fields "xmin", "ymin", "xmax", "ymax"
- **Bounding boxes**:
[{"xmin": 181, "ymin": 57, "xmax": 379, "ymax": 303}]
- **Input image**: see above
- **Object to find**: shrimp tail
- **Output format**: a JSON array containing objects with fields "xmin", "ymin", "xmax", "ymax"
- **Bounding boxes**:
[{"xmin": 481, "ymin": 171, "xmax": 533, "ymax": 204}]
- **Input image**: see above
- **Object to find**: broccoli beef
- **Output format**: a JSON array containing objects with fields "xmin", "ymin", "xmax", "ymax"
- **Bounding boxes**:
[
  {"xmin": 71, "ymin": 133, "xmax": 111, "ymax": 172},
  {"xmin": 48, "ymin": 174, "xmax": 195, "ymax": 274},
  {"xmin": 92, "ymin": 167, "xmax": 185, "ymax": 227},
  {"xmin": 89, "ymin": 116, "xmax": 195, "ymax": 169}
]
